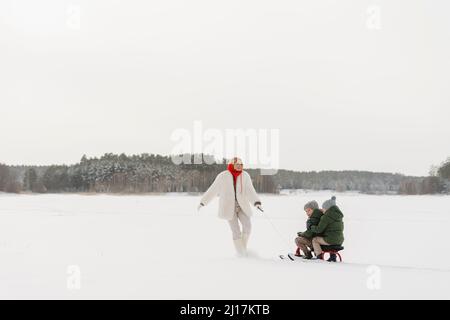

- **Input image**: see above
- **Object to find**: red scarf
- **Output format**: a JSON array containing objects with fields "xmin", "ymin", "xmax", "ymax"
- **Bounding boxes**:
[{"xmin": 227, "ymin": 163, "xmax": 243, "ymax": 193}]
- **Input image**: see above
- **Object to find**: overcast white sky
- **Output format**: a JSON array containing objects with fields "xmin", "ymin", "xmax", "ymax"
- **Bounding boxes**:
[{"xmin": 0, "ymin": 0, "xmax": 449, "ymax": 176}]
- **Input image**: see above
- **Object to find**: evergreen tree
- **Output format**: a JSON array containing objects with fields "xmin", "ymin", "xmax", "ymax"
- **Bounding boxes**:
[
  {"xmin": 0, "ymin": 164, "xmax": 10, "ymax": 191},
  {"xmin": 23, "ymin": 168, "xmax": 38, "ymax": 191},
  {"xmin": 438, "ymin": 158, "xmax": 450, "ymax": 180}
]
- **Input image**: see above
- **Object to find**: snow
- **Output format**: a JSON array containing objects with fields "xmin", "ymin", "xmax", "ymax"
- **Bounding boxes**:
[{"xmin": 1, "ymin": 192, "xmax": 450, "ymax": 299}]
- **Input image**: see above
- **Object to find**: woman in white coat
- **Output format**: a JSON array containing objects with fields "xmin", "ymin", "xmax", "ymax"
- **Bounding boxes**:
[{"xmin": 197, "ymin": 157, "xmax": 263, "ymax": 256}]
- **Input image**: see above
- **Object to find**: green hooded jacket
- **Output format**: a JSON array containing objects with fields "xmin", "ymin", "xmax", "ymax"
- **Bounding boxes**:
[
  {"xmin": 300, "ymin": 209, "xmax": 323, "ymax": 239},
  {"xmin": 310, "ymin": 205, "xmax": 344, "ymax": 245}
]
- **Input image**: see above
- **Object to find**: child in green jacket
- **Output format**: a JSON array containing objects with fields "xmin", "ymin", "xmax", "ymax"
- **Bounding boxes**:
[
  {"xmin": 311, "ymin": 196, "xmax": 345, "ymax": 260},
  {"xmin": 295, "ymin": 200, "xmax": 323, "ymax": 259}
]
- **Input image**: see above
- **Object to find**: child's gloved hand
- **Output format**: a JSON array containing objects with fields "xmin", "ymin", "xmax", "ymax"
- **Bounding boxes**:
[{"xmin": 297, "ymin": 232, "xmax": 303, "ymax": 237}]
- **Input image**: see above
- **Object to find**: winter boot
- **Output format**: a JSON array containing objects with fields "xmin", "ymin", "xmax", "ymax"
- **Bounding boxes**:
[
  {"xmin": 327, "ymin": 253, "xmax": 337, "ymax": 262},
  {"xmin": 303, "ymin": 251, "xmax": 313, "ymax": 260},
  {"xmin": 295, "ymin": 247, "xmax": 302, "ymax": 257},
  {"xmin": 233, "ymin": 238, "xmax": 246, "ymax": 257},
  {"xmin": 241, "ymin": 234, "xmax": 250, "ymax": 256},
  {"xmin": 314, "ymin": 253, "xmax": 324, "ymax": 260}
]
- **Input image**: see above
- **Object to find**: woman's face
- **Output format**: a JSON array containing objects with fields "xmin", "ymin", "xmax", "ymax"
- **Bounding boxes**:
[{"xmin": 233, "ymin": 159, "xmax": 243, "ymax": 171}]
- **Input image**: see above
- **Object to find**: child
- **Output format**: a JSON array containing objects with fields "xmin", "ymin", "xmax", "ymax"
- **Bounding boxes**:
[
  {"xmin": 295, "ymin": 200, "xmax": 323, "ymax": 259},
  {"xmin": 310, "ymin": 196, "xmax": 344, "ymax": 260}
]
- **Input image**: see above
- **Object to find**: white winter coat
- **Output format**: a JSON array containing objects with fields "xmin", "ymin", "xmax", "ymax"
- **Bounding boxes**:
[{"xmin": 200, "ymin": 170, "xmax": 261, "ymax": 221}]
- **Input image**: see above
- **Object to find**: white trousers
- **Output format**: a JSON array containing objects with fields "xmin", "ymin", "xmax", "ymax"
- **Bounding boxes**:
[{"xmin": 227, "ymin": 202, "xmax": 252, "ymax": 240}]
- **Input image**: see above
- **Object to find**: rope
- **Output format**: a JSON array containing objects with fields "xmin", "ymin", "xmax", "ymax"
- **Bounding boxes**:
[{"xmin": 259, "ymin": 210, "xmax": 293, "ymax": 252}]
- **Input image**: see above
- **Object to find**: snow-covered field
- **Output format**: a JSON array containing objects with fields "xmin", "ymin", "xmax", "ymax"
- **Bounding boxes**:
[{"xmin": 1, "ymin": 192, "xmax": 449, "ymax": 299}]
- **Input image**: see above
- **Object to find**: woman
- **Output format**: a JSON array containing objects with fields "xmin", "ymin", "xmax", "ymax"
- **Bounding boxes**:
[{"xmin": 197, "ymin": 157, "xmax": 263, "ymax": 256}]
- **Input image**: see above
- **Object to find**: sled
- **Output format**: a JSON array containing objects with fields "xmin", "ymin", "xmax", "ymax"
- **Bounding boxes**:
[
  {"xmin": 319, "ymin": 245, "xmax": 344, "ymax": 262},
  {"xmin": 283, "ymin": 245, "xmax": 344, "ymax": 262}
]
